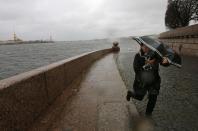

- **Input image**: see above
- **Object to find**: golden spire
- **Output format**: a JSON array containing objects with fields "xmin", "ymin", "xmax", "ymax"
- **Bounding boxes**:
[{"xmin": 13, "ymin": 32, "xmax": 17, "ymax": 41}]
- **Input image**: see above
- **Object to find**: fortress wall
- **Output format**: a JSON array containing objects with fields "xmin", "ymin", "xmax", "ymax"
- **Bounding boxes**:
[
  {"xmin": 159, "ymin": 24, "xmax": 198, "ymax": 56},
  {"xmin": 0, "ymin": 48, "xmax": 112, "ymax": 130}
]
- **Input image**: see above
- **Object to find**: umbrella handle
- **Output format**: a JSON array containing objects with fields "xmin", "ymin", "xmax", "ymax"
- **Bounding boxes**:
[
  {"xmin": 166, "ymin": 58, "xmax": 182, "ymax": 68},
  {"xmin": 170, "ymin": 61, "xmax": 182, "ymax": 68}
]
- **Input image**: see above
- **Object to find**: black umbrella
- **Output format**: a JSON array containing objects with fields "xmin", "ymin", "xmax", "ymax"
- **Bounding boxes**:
[{"xmin": 133, "ymin": 36, "xmax": 182, "ymax": 68}]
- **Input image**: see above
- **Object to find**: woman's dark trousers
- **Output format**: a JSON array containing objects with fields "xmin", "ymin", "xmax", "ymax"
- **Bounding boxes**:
[{"xmin": 146, "ymin": 94, "xmax": 158, "ymax": 115}]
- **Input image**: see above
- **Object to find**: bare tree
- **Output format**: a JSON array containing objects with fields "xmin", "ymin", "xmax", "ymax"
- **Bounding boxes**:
[{"xmin": 165, "ymin": 0, "xmax": 198, "ymax": 29}]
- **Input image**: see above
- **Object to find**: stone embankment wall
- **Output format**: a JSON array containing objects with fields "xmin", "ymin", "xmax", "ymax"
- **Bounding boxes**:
[
  {"xmin": 0, "ymin": 48, "xmax": 113, "ymax": 130},
  {"xmin": 159, "ymin": 24, "xmax": 198, "ymax": 56}
]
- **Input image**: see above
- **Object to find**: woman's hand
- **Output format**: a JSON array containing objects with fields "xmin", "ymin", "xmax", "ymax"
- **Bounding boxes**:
[{"xmin": 162, "ymin": 57, "xmax": 169, "ymax": 64}]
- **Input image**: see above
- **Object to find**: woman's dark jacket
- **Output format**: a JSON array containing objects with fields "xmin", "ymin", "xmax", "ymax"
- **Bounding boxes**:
[{"xmin": 133, "ymin": 51, "xmax": 169, "ymax": 96}]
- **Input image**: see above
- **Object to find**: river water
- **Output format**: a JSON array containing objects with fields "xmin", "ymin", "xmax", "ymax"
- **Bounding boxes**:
[{"xmin": 0, "ymin": 37, "xmax": 139, "ymax": 80}]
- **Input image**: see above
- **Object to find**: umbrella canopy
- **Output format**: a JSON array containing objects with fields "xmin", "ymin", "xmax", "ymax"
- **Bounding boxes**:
[{"xmin": 133, "ymin": 36, "xmax": 182, "ymax": 68}]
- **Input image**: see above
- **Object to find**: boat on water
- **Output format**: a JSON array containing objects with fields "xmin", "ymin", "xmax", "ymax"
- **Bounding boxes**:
[{"xmin": 0, "ymin": 32, "xmax": 54, "ymax": 45}]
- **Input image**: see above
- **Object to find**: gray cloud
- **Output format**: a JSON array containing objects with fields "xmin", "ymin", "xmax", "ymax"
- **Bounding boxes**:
[{"xmin": 0, "ymin": 0, "xmax": 167, "ymax": 41}]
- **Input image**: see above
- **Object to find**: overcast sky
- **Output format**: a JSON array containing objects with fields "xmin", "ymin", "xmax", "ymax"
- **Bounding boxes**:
[{"xmin": 0, "ymin": 0, "xmax": 168, "ymax": 41}]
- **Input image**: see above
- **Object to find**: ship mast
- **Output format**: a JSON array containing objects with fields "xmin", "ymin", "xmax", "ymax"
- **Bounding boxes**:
[{"xmin": 50, "ymin": 35, "xmax": 52, "ymax": 42}]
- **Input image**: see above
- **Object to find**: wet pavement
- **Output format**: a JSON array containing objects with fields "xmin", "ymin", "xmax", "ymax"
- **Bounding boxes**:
[
  {"xmin": 152, "ymin": 55, "xmax": 198, "ymax": 131},
  {"xmin": 29, "ymin": 53, "xmax": 139, "ymax": 131}
]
